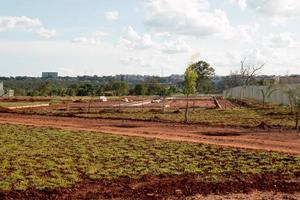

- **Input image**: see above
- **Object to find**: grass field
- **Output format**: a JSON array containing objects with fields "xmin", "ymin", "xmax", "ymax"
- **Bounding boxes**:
[
  {"xmin": 0, "ymin": 124, "xmax": 299, "ymax": 192},
  {"xmin": 0, "ymin": 101, "xmax": 49, "ymax": 108},
  {"xmin": 73, "ymin": 106, "xmax": 295, "ymax": 128}
]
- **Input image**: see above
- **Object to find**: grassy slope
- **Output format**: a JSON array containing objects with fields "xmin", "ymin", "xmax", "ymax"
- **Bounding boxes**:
[{"xmin": 0, "ymin": 124, "xmax": 299, "ymax": 191}]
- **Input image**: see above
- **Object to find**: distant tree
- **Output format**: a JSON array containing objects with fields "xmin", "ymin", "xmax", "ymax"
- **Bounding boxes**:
[
  {"xmin": 111, "ymin": 81, "xmax": 129, "ymax": 96},
  {"xmin": 146, "ymin": 78, "xmax": 162, "ymax": 95},
  {"xmin": 189, "ymin": 61, "xmax": 215, "ymax": 94},
  {"xmin": 134, "ymin": 84, "xmax": 148, "ymax": 96},
  {"xmin": 238, "ymin": 57, "xmax": 265, "ymax": 86},
  {"xmin": 77, "ymin": 83, "xmax": 94, "ymax": 96},
  {"xmin": 111, "ymin": 81, "xmax": 129, "ymax": 110},
  {"xmin": 159, "ymin": 86, "xmax": 173, "ymax": 112},
  {"xmin": 37, "ymin": 81, "xmax": 51, "ymax": 96},
  {"xmin": 184, "ymin": 65, "xmax": 198, "ymax": 123}
]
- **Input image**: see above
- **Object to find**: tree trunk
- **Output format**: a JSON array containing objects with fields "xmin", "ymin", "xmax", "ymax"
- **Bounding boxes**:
[
  {"xmin": 119, "ymin": 96, "xmax": 121, "ymax": 112},
  {"xmin": 88, "ymin": 98, "xmax": 92, "ymax": 113},
  {"xmin": 162, "ymin": 96, "xmax": 166, "ymax": 112},
  {"xmin": 289, "ymin": 97, "xmax": 293, "ymax": 114},
  {"xmin": 296, "ymin": 111, "xmax": 299, "ymax": 131},
  {"xmin": 184, "ymin": 94, "xmax": 189, "ymax": 123}
]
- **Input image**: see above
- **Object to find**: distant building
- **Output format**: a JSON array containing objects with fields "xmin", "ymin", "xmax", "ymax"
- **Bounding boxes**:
[
  {"xmin": 7, "ymin": 90, "xmax": 14, "ymax": 97},
  {"xmin": 0, "ymin": 82, "xmax": 14, "ymax": 97},
  {"xmin": 0, "ymin": 82, "xmax": 4, "ymax": 96},
  {"xmin": 279, "ymin": 76, "xmax": 300, "ymax": 84},
  {"xmin": 42, "ymin": 72, "xmax": 58, "ymax": 79}
]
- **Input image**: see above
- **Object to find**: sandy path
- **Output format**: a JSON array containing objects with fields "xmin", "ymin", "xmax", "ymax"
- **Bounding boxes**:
[{"xmin": 0, "ymin": 113, "xmax": 299, "ymax": 155}]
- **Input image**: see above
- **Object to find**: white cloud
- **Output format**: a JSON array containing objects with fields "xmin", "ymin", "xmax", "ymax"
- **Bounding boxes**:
[
  {"xmin": 91, "ymin": 31, "xmax": 108, "ymax": 38},
  {"xmin": 119, "ymin": 26, "xmax": 158, "ymax": 50},
  {"xmin": 143, "ymin": 0, "xmax": 256, "ymax": 42},
  {"xmin": 231, "ymin": 0, "xmax": 300, "ymax": 24},
  {"xmin": 143, "ymin": 0, "xmax": 232, "ymax": 37},
  {"xmin": 0, "ymin": 16, "xmax": 41, "ymax": 32},
  {"xmin": 229, "ymin": 0, "xmax": 247, "ymax": 10},
  {"xmin": 36, "ymin": 27, "xmax": 56, "ymax": 39},
  {"xmin": 104, "ymin": 11, "xmax": 119, "ymax": 21},
  {"xmin": 119, "ymin": 26, "xmax": 190, "ymax": 54},
  {"xmin": 161, "ymin": 39, "xmax": 190, "ymax": 54},
  {"xmin": 72, "ymin": 30, "xmax": 108, "ymax": 45},
  {"xmin": 120, "ymin": 55, "xmax": 152, "ymax": 68},
  {"xmin": 267, "ymin": 32, "xmax": 294, "ymax": 48}
]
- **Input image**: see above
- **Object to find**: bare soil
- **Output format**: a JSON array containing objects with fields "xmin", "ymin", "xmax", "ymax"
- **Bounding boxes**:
[
  {"xmin": 1, "ymin": 173, "xmax": 299, "ymax": 200},
  {"xmin": 0, "ymin": 113, "xmax": 299, "ymax": 155}
]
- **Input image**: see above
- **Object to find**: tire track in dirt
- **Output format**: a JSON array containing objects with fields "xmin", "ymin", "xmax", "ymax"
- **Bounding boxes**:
[{"xmin": 0, "ymin": 113, "xmax": 299, "ymax": 155}]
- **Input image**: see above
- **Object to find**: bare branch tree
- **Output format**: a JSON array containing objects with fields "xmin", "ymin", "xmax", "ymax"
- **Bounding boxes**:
[{"xmin": 240, "ymin": 57, "xmax": 265, "ymax": 86}]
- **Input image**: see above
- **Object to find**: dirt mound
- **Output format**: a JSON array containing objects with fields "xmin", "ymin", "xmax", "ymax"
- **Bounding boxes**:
[{"xmin": 1, "ymin": 173, "xmax": 299, "ymax": 200}]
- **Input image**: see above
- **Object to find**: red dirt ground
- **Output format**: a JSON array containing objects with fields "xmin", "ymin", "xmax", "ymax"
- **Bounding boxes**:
[
  {"xmin": 1, "ymin": 173, "xmax": 299, "ymax": 200},
  {"xmin": 0, "ymin": 113, "xmax": 299, "ymax": 155}
]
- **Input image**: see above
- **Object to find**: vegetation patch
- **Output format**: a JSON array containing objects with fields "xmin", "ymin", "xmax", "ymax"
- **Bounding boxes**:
[
  {"xmin": 0, "ymin": 102, "xmax": 49, "ymax": 108},
  {"xmin": 0, "ymin": 123, "xmax": 299, "ymax": 194}
]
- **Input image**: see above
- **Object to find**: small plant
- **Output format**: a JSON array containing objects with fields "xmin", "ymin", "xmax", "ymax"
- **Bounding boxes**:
[
  {"xmin": 294, "ymin": 97, "xmax": 300, "ymax": 131},
  {"xmin": 259, "ymin": 85, "xmax": 277, "ymax": 109}
]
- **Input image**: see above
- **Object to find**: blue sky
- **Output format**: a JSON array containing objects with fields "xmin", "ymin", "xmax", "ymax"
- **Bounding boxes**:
[{"xmin": 0, "ymin": 0, "xmax": 300, "ymax": 77}]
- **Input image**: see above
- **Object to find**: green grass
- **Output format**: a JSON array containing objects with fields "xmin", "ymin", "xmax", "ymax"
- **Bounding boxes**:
[
  {"xmin": 73, "ymin": 105, "xmax": 296, "ymax": 128},
  {"xmin": 0, "ymin": 102, "xmax": 49, "ymax": 108},
  {"xmin": 0, "ymin": 124, "xmax": 299, "ymax": 191}
]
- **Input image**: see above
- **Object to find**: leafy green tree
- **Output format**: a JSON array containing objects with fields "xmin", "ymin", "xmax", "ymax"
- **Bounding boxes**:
[
  {"xmin": 37, "ymin": 82, "xmax": 51, "ymax": 96},
  {"xmin": 146, "ymin": 78, "xmax": 162, "ymax": 95},
  {"xmin": 134, "ymin": 84, "xmax": 148, "ymax": 96},
  {"xmin": 189, "ymin": 61, "xmax": 215, "ymax": 94},
  {"xmin": 77, "ymin": 83, "xmax": 94, "ymax": 96},
  {"xmin": 111, "ymin": 81, "xmax": 129, "ymax": 110},
  {"xmin": 184, "ymin": 65, "xmax": 198, "ymax": 123},
  {"xmin": 111, "ymin": 81, "xmax": 129, "ymax": 96}
]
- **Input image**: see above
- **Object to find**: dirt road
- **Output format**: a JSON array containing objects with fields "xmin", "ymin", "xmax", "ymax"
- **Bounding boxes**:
[{"xmin": 0, "ymin": 113, "xmax": 299, "ymax": 155}]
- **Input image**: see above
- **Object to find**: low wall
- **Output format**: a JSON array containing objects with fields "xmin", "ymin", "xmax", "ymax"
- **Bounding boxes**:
[{"xmin": 223, "ymin": 84, "xmax": 300, "ymax": 105}]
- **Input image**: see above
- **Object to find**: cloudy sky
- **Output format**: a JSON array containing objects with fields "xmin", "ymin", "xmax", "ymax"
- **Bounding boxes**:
[{"xmin": 0, "ymin": 0, "xmax": 299, "ymax": 77}]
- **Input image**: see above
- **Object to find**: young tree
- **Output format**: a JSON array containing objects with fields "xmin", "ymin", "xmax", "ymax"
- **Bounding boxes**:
[
  {"xmin": 159, "ymin": 86, "xmax": 172, "ymax": 112},
  {"xmin": 285, "ymin": 88, "xmax": 296, "ymax": 113},
  {"xmin": 294, "ymin": 96, "xmax": 300, "ymax": 131},
  {"xmin": 284, "ymin": 87, "xmax": 300, "ymax": 130},
  {"xmin": 189, "ymin": 61, "xmax": 215, "ymax": 94},
  {"xmin": 259, "ymin": 85, "xmax": 277, "ymax": 109},
  {"xmin": 184, "ymin": 66, "xmax": 198, "ymax": 123}
]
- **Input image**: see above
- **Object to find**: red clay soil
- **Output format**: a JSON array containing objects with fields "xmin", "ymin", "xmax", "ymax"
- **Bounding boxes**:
[
  {"xmin": 1, "ymin": 173, "xmax": 299, "ymax": 200},
  {"xmin": 0, "ymin": 113, "xmax": 300, "ymax": 155}
]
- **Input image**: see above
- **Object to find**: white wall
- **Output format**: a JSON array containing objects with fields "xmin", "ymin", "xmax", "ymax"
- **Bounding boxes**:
[{"xmin": 224, "ymin": 84, "xmax": 300, "ymax": 105}]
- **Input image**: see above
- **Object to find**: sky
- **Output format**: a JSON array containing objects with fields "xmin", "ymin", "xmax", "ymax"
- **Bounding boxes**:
[{"xmin": 0, "ymin": 0, "xmax": 300, "ymax": 77}]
